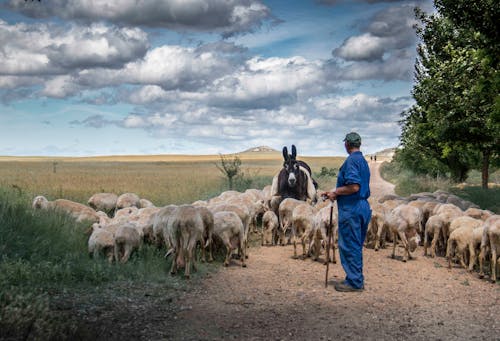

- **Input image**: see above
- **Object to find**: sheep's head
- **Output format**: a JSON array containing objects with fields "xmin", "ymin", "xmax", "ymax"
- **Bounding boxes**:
[{"xmin": 32, "ymin": 195, "xmax": 49, "ymax": 209}]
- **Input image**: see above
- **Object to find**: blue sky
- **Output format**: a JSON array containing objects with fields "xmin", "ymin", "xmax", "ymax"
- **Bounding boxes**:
[{"xmin": 0, "ymin": 0, "xmax": 434, "ymax": 156}]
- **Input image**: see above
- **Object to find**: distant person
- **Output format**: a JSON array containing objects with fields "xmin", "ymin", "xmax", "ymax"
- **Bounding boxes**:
[
  {"xmin": 323, "ymin": 132, "xmax": 371, "ymax": 292},
  {"xmin": 374, "ymin": 155, "xmax": 377, "ymax": 162},
  {"xmin": 370, "ymin": 156, "xmax": 373, "ymax": 161}
]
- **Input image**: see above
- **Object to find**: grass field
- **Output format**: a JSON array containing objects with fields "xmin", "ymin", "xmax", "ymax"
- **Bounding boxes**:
[
  {"xmin": 0, "ymin": 152, "xmax": 345, "ymax": 206},
  {"xmin": 0, "ymin": 151, "xmax": 345, "ymax": 339}
]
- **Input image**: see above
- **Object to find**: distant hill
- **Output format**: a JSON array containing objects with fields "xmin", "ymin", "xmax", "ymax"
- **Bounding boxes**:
[{"xmin": 240, "ymin": 146, "xmax": 278, "ymax": 153}]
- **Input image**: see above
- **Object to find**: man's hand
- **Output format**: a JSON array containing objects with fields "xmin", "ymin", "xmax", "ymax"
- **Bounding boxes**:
[{"xmin": 322, "ymin": 191, "xmax": 338, "ymax": 201}]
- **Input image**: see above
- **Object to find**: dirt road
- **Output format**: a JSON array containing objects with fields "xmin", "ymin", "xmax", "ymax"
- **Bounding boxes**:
[{"xmin": 83, "ymin": 161, "xmax": 499, "ymax": 340}]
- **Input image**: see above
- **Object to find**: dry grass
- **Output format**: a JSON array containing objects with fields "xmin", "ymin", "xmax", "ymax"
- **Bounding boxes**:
[{"xmin": 0, "ymin": 153, "xmax": 345, "ymax": 205}]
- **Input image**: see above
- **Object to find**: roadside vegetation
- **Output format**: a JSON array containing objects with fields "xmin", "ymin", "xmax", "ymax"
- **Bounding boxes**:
[{"xmin": 380, "ymin": 159, "xmax": 500, "ymax": 213}]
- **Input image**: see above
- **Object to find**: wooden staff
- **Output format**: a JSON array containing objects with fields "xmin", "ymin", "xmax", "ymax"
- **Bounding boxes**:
[{"xmin": 325, "ymin": 202, "xmax": 334, "ymax": 288}]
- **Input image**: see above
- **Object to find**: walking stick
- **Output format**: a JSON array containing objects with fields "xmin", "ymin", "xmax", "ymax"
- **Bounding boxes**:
[{"xmin": 325, "ymin": 201, "xmax": 334, "ymax": 288}]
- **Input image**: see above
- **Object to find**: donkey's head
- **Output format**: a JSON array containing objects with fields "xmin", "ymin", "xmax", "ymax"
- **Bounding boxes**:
[{"xmin": 282, "ymin": 145, "xmax": 299, "ymax": 188}]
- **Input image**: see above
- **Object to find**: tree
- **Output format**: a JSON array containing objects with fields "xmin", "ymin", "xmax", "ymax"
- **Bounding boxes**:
[
  {"xmin": 399, "ymin": 4, "xmax": 499, "ymax": 187},
  {"xmin": 215, "ymin": 153, "xmax": 242, "ymax": 190}
]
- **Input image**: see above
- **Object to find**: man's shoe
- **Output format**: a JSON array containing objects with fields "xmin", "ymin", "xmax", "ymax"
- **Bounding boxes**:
[{"xmin": 334, "ymin": 282, "xmax": 364, "ymax": 292}]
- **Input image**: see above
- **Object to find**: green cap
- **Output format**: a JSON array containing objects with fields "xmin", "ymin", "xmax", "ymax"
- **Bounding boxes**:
[{"xmin": 343, "ymin": 132, "xmax": 361, "ymax": 145}]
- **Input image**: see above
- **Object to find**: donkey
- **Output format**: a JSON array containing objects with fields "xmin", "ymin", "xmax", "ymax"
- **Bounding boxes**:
[{"xmin": 277, "ymin": 145, "xmax": 317, "ymax": 201}]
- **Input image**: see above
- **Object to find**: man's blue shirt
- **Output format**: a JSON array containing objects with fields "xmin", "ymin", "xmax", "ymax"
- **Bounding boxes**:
[{"xmin": 336, "ymin": 151, "xmax": 370, "ymax": 207}]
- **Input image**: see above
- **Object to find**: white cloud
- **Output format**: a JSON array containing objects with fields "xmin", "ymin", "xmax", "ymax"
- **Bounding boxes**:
[
  {"xmin": 0, "ymin": 20, "xmax": 148, "ymax": 76},
  {"xmin": 8, "ymin": 0, "xmax": 273, "ymax": 37},
  {"xmin": 334, "ymin": 33, "xmax": 386, "ymax": 61}
]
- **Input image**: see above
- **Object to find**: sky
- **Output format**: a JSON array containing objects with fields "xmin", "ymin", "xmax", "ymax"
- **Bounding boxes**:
[{"xmin": 0, "ymin": 0, "xmax": 434, "ymax": 157}]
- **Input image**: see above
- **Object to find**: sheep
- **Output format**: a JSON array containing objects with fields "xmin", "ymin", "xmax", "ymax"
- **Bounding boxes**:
[
  {"xmin": 138, "ymin": 198, "xmax": 155, "ymax": 208},
  {"xmin": 468, "ymin": 225, "xmax": 484, "ymax": 272},
  {"xmin": 464, "ymin": 207, "xmax": 493, "ymax": 221},
  {"xmin": 32, "ymin": 195, "xmax": 100, "ymax": 223},
  {"xmin": 278, "ymin": 198, "xmax": 305, "ymax": 246},
  {"xmin": 152, "ymin": 204, "xmax": 178, "ymax": 249},
  {"xmin": 311, "ymin": 204, "xmax": 338, "ymax": 264},
  {"xmin": 114, "ymin": 206, "xmax": 139, "ymax": 220},
  {"xmin": 114, "ymin": 223, "xmax": 142, "ymax": 263},
  {"xmin": 212, "ymin": 211, "xmax": 246, "ymax": 267},
  {"xmin": 291, "ymin": 203, "xmax": 318, "ymax": 259},
  {"xmin": 226, "ymin": 193, "xmax": 266, "ymax": 233},
  {"xmin": 116, "ymin": 192, "xmax": 141, "ymax": 209},
  {"xmin": 261, "ymin": 185, "xmax": 272, "ymax": 202},
  {"xmin": 423, "ymin": 214, "xmax": 446, "ymax": 258},
  {"xmin": 192, "ymin": 200, "xmax": 208, "ymax": 207},
  {"xmin": 87, "ymin": 193, "xmax": 118, "ymax": 216},
  {"xmin": 208, "ymin": 203, "xmax": 250, "ymax": 259},
  {"xmin": 446, "ymin": 216, "xmax": 483, "ymax": 270},
  {"xmin": 129, "ymin": 207, "xmax": 161, "ymax": 244},
  {"xmin": 386, "ymin": 204, "xmax": 422, "ymax": 262},
  {"xmin": 478, "ymin": 215, "xmax": 500, "ymax": 281},
  {"xmin": 261, "ymin": 210, "xmax": 278, "ymax": 246},
  {"xmin": 195, "ymin": 206, "xmax": 214, "ymax": 263},
  {"xmin": 244, "ymin": 188, "xmax": 264, "ymax": 202},
  {"xmin": 167, "ymin": 205, "xmax": 205, "ymax": 279},
  {"xmin": 88, "ymin": 224, "xmax": 114, "ymax": 262},
  {"xmin": 486, "ymin": 218, "xmax": 500, "ymax": 282}
]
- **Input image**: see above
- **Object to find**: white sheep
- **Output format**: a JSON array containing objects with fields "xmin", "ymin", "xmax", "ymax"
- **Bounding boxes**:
[
  {"xmin": 386, "ymin": 204, "xmax": 422, "ymax": 262},
  {"xmin": 311, "ymin": 204, "xmax": 338, "ymax": 264},
  {"xmin": 278, "ymin": 198, "xmax": 305, "ymax": 246},
  {"xmin": 88, "ymin": 224, "xmax": 114, "ymax": 262},
  {"xmin": 166, "ymin": 205, "xmax": 205, "ymax": 278},
  {"xmin": 213, "ymin": 211, "xmax": 246, "ymax": 267},
  {"xmin": 478, "ymin": 215, "xmax": 500, "ymax": 281},
  {"xmin": 446, "ymin": 216, "xmax": 482, "ymax": 270},
  {"xmin": 138, "ymin": 198, "xmax": 155, "ymax": 208},
  {"xmin": 32, "ymin": 195, "xmax": 100, "ymax": 223},
  {"xmin": 208, "ymin": 203, "xmax": 251, "ymax": 259},
  {"xmin": 114, "ymin": 223, "xmax": 142, "ymax": 263},
  {"xmin": 261, "ymin": 210, "xmax": 279, "ymax": 246},
  {"xmin": 291, "ymin": 203, "xmax": 317, "ymax": 259},
  {"xmin": 195, "ymin": 206, "xmax": 214, "ymax": 263},
  {"xmin": 152, "ymin": 204, "xmax": 178, "ymax": 249},
  {"xmin": 423, "ymin": 214, "xmax": 446, "ymax": 258},
  {"xmin": 464, "ymin": 207, "xmax": 493, "ymax": 221},
  {"xmin": 87, "ymin": 193, "xmax": 118, "ymax": 216},
  {"xmin": 116, "ymin": 192, "xmax": 141, "ymax": 209}
]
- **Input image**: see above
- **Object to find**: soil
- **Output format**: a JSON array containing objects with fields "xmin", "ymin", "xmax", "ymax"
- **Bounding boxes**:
[{"xmin": 60, "ymin": 161, "xmax": 500, "ymax": 340}]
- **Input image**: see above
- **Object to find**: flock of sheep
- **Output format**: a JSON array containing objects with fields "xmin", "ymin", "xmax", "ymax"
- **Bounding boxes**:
[{"xmin": 31, "ymin": 184, "xmax": 500, "ymax": 283}]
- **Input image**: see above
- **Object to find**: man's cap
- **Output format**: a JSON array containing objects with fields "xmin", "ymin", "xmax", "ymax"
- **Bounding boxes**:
[{"xmin": 343, "ymin": 132, "xmax": 361, "ymax": 144}]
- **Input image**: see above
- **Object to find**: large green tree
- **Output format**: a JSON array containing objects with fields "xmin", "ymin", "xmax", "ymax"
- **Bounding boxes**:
[{"xmin": 399, "ymin": 1, "xmax": 499, "ymax": 187}]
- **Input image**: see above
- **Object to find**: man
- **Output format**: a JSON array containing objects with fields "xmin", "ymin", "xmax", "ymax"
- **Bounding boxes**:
[{"xmin": 324, "ymin": 132, "xmax": 371, "ymax": 292}]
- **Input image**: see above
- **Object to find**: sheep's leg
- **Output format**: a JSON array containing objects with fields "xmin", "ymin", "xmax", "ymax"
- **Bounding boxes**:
[
  {"xmin": 468, "ymin": 243, "xmax": 476, "ymax": 272},
  {"xmin": 293, "ymin": 235, "xmax": 298, "ymax": 259},
  {"xmin": 240, "ymin": 235, "xmax": 247, "ymax": 267},
  {"xmin": 446, "ymin": 239, "xmax": 454, "ymax": 269},
  {"xmin": 208, "ymin": 233, "xmax": 214, "ymax": 262},
  {"xmin": 200, "ymin": 239, "xmax": 207, "ymax": 263},
  {"xmin": 458, "ymin": 247, "xmax": 468, "ymax": 270},
  {"xmin": 114, "ymin": 243, "xmax": 120, "ymax": 263},
  {"xmin": 391, "ymin": 231, "xmax": 398, "ymax": 259},
  {"xmin": 491, "ymin": 245, "xmax": 497, "ymax": 283},
  {"xmin": 398, "ymin": 231, "xmax": 409, "ymax": 262},
  {"xmin": 170, "ymin": 251, "xmax": 177, "ymax": 275},
  {"xmin": 184, "ymin": 247, "xmax": 192, "ymax": 279},
  {"xmin": 478, "ymin": 246, "xmax": 486, "ymax": 278},
  {"xmin": 423, "ymin": 228, "xmax": 429, "ymax": 256},
  {"xmin": 121, "ymin": 245, "xmax": 132, "ymax": 263},
  {"xmin": 301, "ymin": 236, "xmax": 307, "ymax": 259},
  {"xmin": 331, "ymin": 228, "xmax": 337, "ymax": 264},
  {"xmin": 430, "ymin": 228, "xmax": 440, "ymax": 258}
]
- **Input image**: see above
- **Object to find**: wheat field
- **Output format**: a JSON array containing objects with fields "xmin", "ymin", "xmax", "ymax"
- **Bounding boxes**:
[{"xmin": 0, "ymin": 152, "xmax": 345, "ymax": 206}]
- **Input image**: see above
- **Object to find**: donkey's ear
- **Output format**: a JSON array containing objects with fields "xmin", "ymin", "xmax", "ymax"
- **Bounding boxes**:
[
  {"xmin": 291, "ymin": 145, "xmax": 297, "ymax": 160},
  {"xmin": 282, "ymin": 147, "xmax": 289, "ymax": 161}
]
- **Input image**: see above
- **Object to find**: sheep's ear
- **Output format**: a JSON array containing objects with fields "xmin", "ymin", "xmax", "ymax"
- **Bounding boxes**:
[
  {"xmin": 282, "ymin": 147, "xmax": 289, "ymax": 161},
  {"xmin": 291, "ymin": 145, "xmax": 297, "ymax": 160}
]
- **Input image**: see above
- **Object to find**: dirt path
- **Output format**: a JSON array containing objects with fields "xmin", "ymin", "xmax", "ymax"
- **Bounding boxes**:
[
  {"xmin": 83, "ymin": 161, "xmax": 499, "ymax": 340},
  {"xmin": 152, "ymin": 160, "xmax": 499, "ymax": 340}
]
